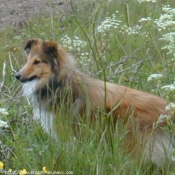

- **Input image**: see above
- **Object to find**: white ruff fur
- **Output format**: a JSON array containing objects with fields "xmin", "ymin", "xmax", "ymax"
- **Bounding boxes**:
[
  {"xmin": 22, "ymin": 79, "xmax": 38, "ymax": 97},
  {"xmin": 22, "ymin": 80, "xmax": 55, "ymax": 136}
]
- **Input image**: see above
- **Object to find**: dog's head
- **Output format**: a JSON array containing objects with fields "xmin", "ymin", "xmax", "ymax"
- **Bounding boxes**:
[
  {"xmin": 15, "ymin": 38, "xmax": 76, "ymax": 96},
  {"xmin": 15, "ymin": 38, "xmax": 61, "ymax": 83}
]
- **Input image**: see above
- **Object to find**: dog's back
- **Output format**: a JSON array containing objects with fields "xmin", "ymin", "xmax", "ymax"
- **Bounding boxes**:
[{"xmin": 78, "ymin": 78, "xmax": 174, "ymax": 165}]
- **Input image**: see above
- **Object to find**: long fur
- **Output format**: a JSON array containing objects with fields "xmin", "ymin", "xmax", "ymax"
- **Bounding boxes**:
[{"xmin": 15, "ymin": 38, "xmax": 175, "ymax": 166}]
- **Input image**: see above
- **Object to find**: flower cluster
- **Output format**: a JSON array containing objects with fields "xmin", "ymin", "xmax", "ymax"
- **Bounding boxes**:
[
  {"xmin": 61, "ymin": 35, "xmax": 87, "ymax": 52},
  {"xmin": 161, "ymin": 84, "xmax": 175, "ymax": 92},
  {"xmin": 155, "ymin": 5, "xmax": 175, "ymax": 32},
  {"xmin": 139, "ymin": 17, "xmax": 152, "ymax": 23},
  {"xmin": 165, "ymin": 103, "xmax": 175, "ymax": 111},
  {"xmin": 61, "ymin": 35, "xmax": 90, "ymax": 68},
  {"xmin": 154, "ymin": 5, "xmax": 175, "ymax": 58},
  {"xmin": 120, "ymin": 24, "xmax": 142, "ymax": 35},
  {"xmin": 0, "ymin": 108, "xmax": 9, "ymax": 128},
  {"xmin": 147, "ymin": 73, "xmax": 164, "ymax": 93},
  {"xmin": 137, "ymin": 0, "xmax": 156, "ymax": 3},
  {"xmin": 147, "ymin": 73, "xmax": 163, "ymax": 82},
  {"xmin": 0, "ymin": 108, "xmax": 8, "ymax": 115},
  {"xmin": 97, "ymin": 12, "xmax": 121, "ymax": 35},
  {"xmin": 161, "ymin": 84, "xmax": 175, "ymax": 101},
  {"xmin": 160, "ymin": 32, "xmax": 175, "ymax": 56},
  {"xmin": 0, "ymin": 120, "xmax": 9, "ymax": 128}
]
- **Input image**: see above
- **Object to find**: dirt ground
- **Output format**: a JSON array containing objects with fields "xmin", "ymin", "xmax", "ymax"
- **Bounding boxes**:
[{"xmin": 0, "ymin": 0, "xmax": 67, "ymax": 30}]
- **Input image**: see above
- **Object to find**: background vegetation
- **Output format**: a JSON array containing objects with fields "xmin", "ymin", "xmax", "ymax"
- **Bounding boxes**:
[{"xmin": 0, "ymin": 0, "xmax": 175, "ymax": 174}]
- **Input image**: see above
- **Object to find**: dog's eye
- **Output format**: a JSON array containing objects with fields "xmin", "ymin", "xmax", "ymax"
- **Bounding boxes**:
[{"xmin": 33, "ymin": 60, "xmax": 41, "ymax": 65}]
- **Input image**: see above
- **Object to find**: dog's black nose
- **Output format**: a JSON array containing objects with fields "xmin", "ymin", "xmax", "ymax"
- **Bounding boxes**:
[{"xmin": 15, "ymin": 72, "xmax": 21, "ymax": 80}]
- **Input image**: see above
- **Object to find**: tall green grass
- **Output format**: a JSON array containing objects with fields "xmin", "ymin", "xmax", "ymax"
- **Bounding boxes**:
[{"xmin": 0, "ymin": 0, "xmax": 175, "ymax": 174}]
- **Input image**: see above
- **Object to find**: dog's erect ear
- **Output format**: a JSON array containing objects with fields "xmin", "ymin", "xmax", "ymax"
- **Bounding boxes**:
[
  {"xmin": 24, "ymin": 39, "xmax": 38, "ymax": 54},
  {"xmin": 42, "ymin": 41, "xmax": 58, "ymax": 59}
]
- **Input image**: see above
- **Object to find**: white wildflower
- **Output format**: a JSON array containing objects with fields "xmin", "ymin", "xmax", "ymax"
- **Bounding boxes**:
[
  {"xmin": 120, "ymin": 25, "xmax": 142, "ymax": 35},
  {"xmin": 137, "ymin": 0, "xmax": 156, "ymax": 3},
  {"xmin": 155, "ymin": 5, "xmax": 175, "ymax": 31},
  {"xmin": 139, "ymin": 17, "xmax": 152, "ymax": 23},
  {"xmin": 84, "ymin": 52, "xmax": 89, "ymax": 56},
  {"xmin": 61, "ymin": 35, "xmax": 71, "ymax": 46},
  {"xmin": 160, "ymin": 32, "xmax": 175, "ymax": 55},
  {"xmin": 0, "ymin": 120, "xmax": 9, "ymax": 128},
  {"xmin": 61, "ymin": 35, "xmax": 90, "ymax": 68},
  {"xmin": 61, "ymin": 35, "xmax": 87, "ymax": 52},
  {"xmin": 68, "ymin": 46, "xmax": 73, "ymax": 51},
  {"xmin": 162, "ymin": 5, "xmax": 175, "ymax": 14},
  {"xmin": 147, "ymin": 73, "xmax": 163, "ymax": 82},
  {"xmin": 0, "ymin": 108, "xmax": 9, "ymax": 115},
  {"xmin": 161, "ymin": 84, "xmax": 175, "ymax": 92},
  {"xmin": 97, "ymin": 12, "xmax": 121, "ymax": 35},
  {"xmin": 165, "ymin": 103, "xmax": 175, "ymax": 111}
]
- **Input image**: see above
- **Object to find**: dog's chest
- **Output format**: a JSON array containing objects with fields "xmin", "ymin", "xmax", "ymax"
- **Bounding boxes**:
[
  {"xmin": 22, "ymin": 82, "xmax": 55, "ymax": 136},
  {"xmin": 33, "ymin": 106, "xmax": 55, "ymax": 135}
]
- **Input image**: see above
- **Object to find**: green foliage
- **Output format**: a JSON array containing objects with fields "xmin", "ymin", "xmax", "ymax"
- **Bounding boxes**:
[{"xmin": 0, "ymin": 0, "xmax": 175, "ymax": 174}]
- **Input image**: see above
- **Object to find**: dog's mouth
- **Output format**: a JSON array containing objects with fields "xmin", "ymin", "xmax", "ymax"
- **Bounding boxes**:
[
  {"xmin": 15, "ymin": 72, "xmax": 38, "ymax": 83},
  {"xmin": 20, "ymin": 76, "xmax": 38, "ymax": 83}
]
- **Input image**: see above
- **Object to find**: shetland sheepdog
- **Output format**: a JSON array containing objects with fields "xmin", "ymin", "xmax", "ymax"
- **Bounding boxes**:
[{"xmin": 15, "ymin": 38, "xmax": 175, "ymax": 166}]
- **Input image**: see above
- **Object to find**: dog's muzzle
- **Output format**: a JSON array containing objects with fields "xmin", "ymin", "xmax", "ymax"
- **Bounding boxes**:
[{"xmin": 15, "ymin": 72, "xmax": 37, "ymax": 83}]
